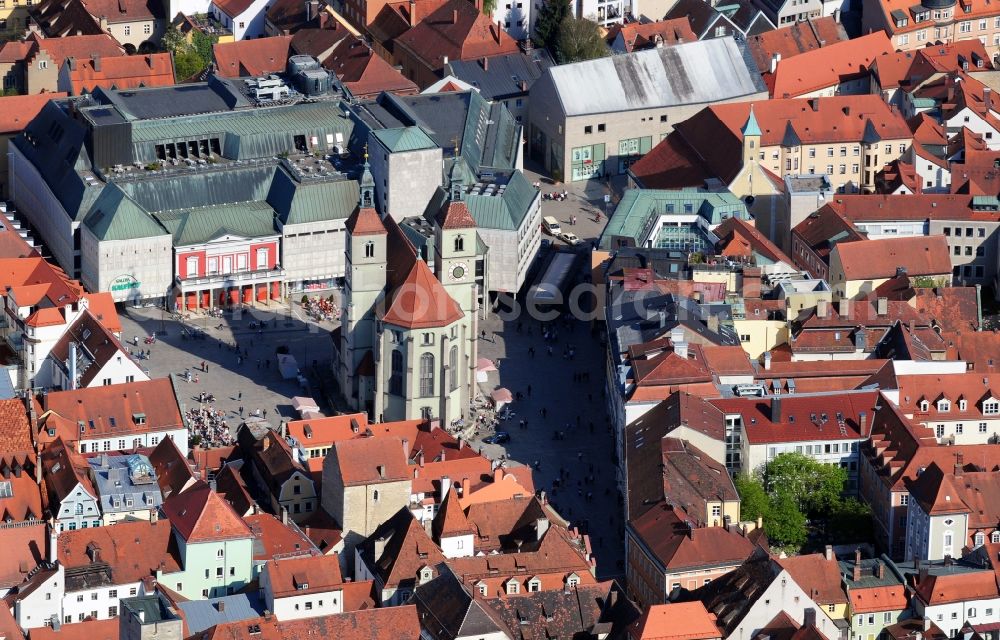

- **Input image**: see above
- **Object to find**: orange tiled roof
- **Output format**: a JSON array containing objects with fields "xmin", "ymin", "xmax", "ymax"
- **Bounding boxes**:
[
  {"xmin": 68, "ymin": 53, "xmax": 174, "ymax": 96},
  {"xmin": 776, "ymin": 554, "xmax": 847, "ymax": 606},
  {"xmin": 746, "ymin": 17, "xmax": 847, "ymax": 74},
  {"xmin": 58, "ymin": 518, "xmax": 181, "ymax": 581},
  {"xmin": 770, "ymin": 32, "xmax": 892, "ymax": 98},
  {"xmin": 264, "ymin": 554, "xmax": 343, "ymax": 598},
  {"xmin": 393, "ymin": 0, "xmax": 519, "ymax": 70},
  {"xmin": 610, "ymin": 18, "xmax": 697, "ymax": 53},
  {"xmin": 345, "ymin": 206, "xmax": 387, "ymax": 236},
  {"xmin": 629, "ymin": 601, "xmax": 721, "ymax": 640},
  {"xmin": 39, "ymin": 378, "xmax": 183, "ymax": 439},
  {"xmin": 30, "ymin": 616, "xmax": 119, "ymax": 640},
  {"xmin": 832, "ymin": 235, "xmax": 952, "ymax": 281},
  {"xmin": 160, "ymin": 481, "xmax": 252, "ymax": 543},
  {"xmin": 381, "ymin": 259, "xmax": 463, "ymax": 329},
  {"xmin": 330, "ymin": 437, "xmax": 409, "ymax": 486},
  {"xmin": 245, "ymin": 512, "xmax": 316, "ymax": 561},
  {"xmin": 0, "ymin": 93, "xmax": 67, "ymax": 134},
  {"xmin": 213, "ymin": 36, "xmax": 293, "ymax": 78},
  {"xmin": 0, "ymin": 522, "xmax": 47, "ymax": 589}
]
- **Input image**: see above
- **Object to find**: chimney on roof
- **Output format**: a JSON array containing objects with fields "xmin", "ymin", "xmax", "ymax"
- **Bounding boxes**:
[
  {"xmin": 803, "ymin": 608, "xmax": 817, "ymax": 628},
  {"xmin": 494, "ymin": 20, "xmax": 502, "ymax": 44},
  {"xmin": 770, "ymin": 53, "xmax": 781, "ymax": 74},
  {"xmin": 984, "ymin": 86, "xmax": 992, "ymax": 105},
  {"xmin": 954, "ymin": 461, "xmax": 963, "ymax": 476},
  {"xmin": 771, "ymin": 397, "xmax": 782, "ymax": 423},
  {"xmin": 92, "ymin": 55, "xmax": 101, "ymax": 72},
  {"xmin": 859, "ymin": 412, "xmax": 868, "ymax": 434},
  {"xmin": 439, "ymin": 475, "xmax": 451, "ymax": 501},
  {"xmin": 877, "ymin": 561, "xmax": 886, "ymax": 579},
  {"xmin": 418, "ymin": 451, "xmax": 425, "ymax": 467},
  {"xmin": 481, "ymin": 56, "xmax": 488, "ymax": 71},
  {"xmin": 452, "ymin": 8, "xmax": 458, "ymax": 23},
  {"xmin": 944, "ymin": 554, "xmax": 954, "ymax": 566},
  {"xmin": 706, "ymin": 313, "xmax": 720, "ymax": 334},
  {"xmin": 809, "ymin": 98, "xmax": 820, "ymax": 112},
  {"xmin": 462, "ymin": 476, "xmax": 470, "ymax": 495},
  {"xmin": 150, "ymin": 508, "xmax": 158, "ymax": 525},
  {"xmin": 216, "ymin": 601, "xmax": 225, "ymax": 613},
  {"xmin": 281, "ymin": 506, "xmax": 289, "ymax": 525},
  {"xmin": 764, "ymin": 351, "xmax": 772, "ymax": 371},
  {"xmin": 853, "ymin": 551, "xmax": 862, "ymax": 581},
  {"xmin": 838, "ymin": 298, "xmax": 852, "ymax": 317},
  {"xmin": 877, "ymin": 297, "xmax": 888, "ymax": 317},
  {"xmin": 409, "ymin": 0, "xmax": 417, "ymax": 26},
  {"xmin": 817, "ymin": 299, "xmax": 829, "ymax": 318},
  {"xmin": 493, "ymin": 466, "xmax": 504, "ymax": 482},
  {"xmin": 825, "ymin": 545, "xmax": 834, "ymax": 561},
  {"xmin": 401, "ymin": 438, "xmax": 410, "ymax": 460},
  {"xmin": 918, "ymin": 563, "xmax": 929, "ymax": 583}
]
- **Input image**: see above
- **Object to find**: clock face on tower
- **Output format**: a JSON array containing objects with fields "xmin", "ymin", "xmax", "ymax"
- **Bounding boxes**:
[{"xmin": 451, "ymin": 263, "xmax": 467, "ymax": 281}]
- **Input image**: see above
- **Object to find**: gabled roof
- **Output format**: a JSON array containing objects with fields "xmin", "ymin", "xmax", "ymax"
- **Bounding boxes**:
[
  {"xmin": 746, "ymin": 17, "xmax": 847, "ymax": 73},
  {"xmin": 359, "ymin": 508, "xmax": 447, "ymax": 589},
  {"xmin": 0, "ymin": 93, "xmax": 69, "ymax": 134},
  {"xmin": 321, "ymin": 35, "xmax": 418, "ymax": 98},
  {"xmin": 345, "ymin": 206, "xmax": 387, "ymax": 235},
  {"xmin": 264, "ymin": 554, "xmax": 344, "ymax": 598},
  {"xmin": 160, "ymin": 480, "xmax": 252, "ymax": 543},
  {"xmin": 148, "ymin": 436, "xmax": 197, "ymax": 499},
  {"xmin": 769, "ymin": 32, "xmax": 892, "ymax": 98},
  {"xmin": 630, "ymin": 601, "xmax": 722, "ymax": 640},
  {"xmin": 213, "ymin": 36, "xmax": 294, "ymax": 78},
  {"xmin": 609, "ymin": 18, "xmax": 697, "ymax": 52},
  {"xmin": 393, "ymin": 0, "xmax": 520, "ymax": 72},
  {"xmin": 67, "ymin": 53, "xmax": 175, "ymax": 96},
  {"xmin": 436, "ymin": 200, "xmax": 477, "ymax": 229},
  {"xmin": 628, "ymin": 503, "xmax": 759, "ymax": 571},
  {"xmin": 832, "ymin": 235, "xmax": 952, "ymax": 281},
  {"xmin": 58, "ymin": 517, "xmax": 180, "ymax": 583},
  {"xmin": 0, "ymin": 522, "xmax": 47, "ymax": 589},
  {"xmin": 409, "ymin": 566, "xmax": 505, "ymax": 639},
  {"xmin": 42, "ymin": 436, "xmax": 96, "ymax": 501},
  {"xmin": 329, "ymin": 436, "xmax": 409, "ymax": 485},
  {"xmin": 776, "ymin": 554, "xmax": 847, "ymax": 606}
]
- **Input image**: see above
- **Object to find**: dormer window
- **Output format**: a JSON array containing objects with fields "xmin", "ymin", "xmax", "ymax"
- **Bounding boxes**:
[
  {"xmin": 975, "ymin": 532, "xmax": 985, "ymax": 547},
  {"xmin": 506, "ymin": 580, "xmax": 520, "ymax": 595},
  {"xmin": 984, "ymin": 399, "xmax": 999, "ymax": 415},
  {"xmin": 528, "ymin": 577, "xmax": 541, "ymax": 592},
  {"xmin": 566, "ymin": 572, "xmax": 580, "ymax": 587},
  {"xmin": 919, "ymin": 400, "xmax": 930, "ymax": 412},
  {"xmin": 937, "ymin": 399, "xmax": 950, "ymax": 412},
  {"xmin": 959, "ymin": 399, "xmax": 968, "ymax": 411},
  {"xmin": 993, "ymin": 531, "xmax": 1000, "ymax": 543},
  {"xmin": 896, "ymin": 17, "xmax": 908, "ymax": 27}
]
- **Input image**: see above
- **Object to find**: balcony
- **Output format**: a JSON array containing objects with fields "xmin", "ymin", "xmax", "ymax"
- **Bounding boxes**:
[{"xmin": 176, "ymin": 266, "xmax": 286, "ymax": 289}]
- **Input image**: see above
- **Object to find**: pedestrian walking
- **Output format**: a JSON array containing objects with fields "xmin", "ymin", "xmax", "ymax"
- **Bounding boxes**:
[
  {"xmin": 239, "ymin": 406, "xmax": 244, "ymax": 416},
  {"xmin": 263, "ymin": 409, "xmax": 267, "ymax": 419},
  {"xmin": 238, "ymin": 391, "xmax": 243, "ymax": 401}
]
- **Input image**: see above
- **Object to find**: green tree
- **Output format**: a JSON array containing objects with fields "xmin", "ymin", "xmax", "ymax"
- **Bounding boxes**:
[
  {"xmin": 763, "ymin": 452, "xmax": 847, "ymax": 514},
  {"xmin": 555, "ymin": 15, "xmax": 607, "ymax": 63},
  {"xmin": 173, "ymin": 49, "xmax": 205, "ymax": 81},
  {"xmin": 533, "ymin": 0, "xmax": 570, "ymax": 49},
  {"xmin": 161, "ymin": 24, "xmax": 187, "ymax": 54},
  {"xmin": 191, "ymin": 30, "xmax": 216, "ymax": 62},
  {"xmin": 827, "ymin": 497, "xmax": 873, "ymax": 542},
  {"xmin": 765, "ymin": 492, "xmax": 808, "ymax": 548},
  {"xmin": 734, "ymin": 474, "xmax": 769, "ymax": 521}
]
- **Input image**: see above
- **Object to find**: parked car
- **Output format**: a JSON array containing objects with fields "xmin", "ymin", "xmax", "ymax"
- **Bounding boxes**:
[
  {"xmin": 483, "ymin": 431, "xmax": 511, "ymax": 444},
  {"xmin": 559, "ymin": 232, "xmax": 582, "ymax": 246}
]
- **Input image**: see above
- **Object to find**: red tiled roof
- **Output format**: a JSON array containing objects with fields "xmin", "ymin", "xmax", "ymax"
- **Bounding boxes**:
[
  {"xmin": 381, "ymin": 258, "xmax": 463, "ymax": 329},
  {"xmin": 39, "ymin": 378, "xmax": 183, "ymax": 440},
  {"xmin": 58, "ymin": 518, "xmax": 181, "ymax": 582},
  {"xmin": 213, "ymin": 0, "xmax": 259, "ymax": 18},
  {"xmin": 31, "ymin": 616, "xmax": 119, "ymax": 640},
  {"xmin": 628, "ymin": 503, "xmax": 758, "ymax": 571},
  {"xmin": 610, "ymin": 18, "xmax": 697, "ymax": 53},
  {"xmin": 264, "ymin": 554, "xmax": 343, "ymax": 598},
  {"xmin": 245, "ymin": 512, "xmax": 318, "ymax": 560},
  {"xmin": 832, "ymin": 235, "xmax": 952, "ymax": 281},
  {"xmin": 0, "ymin": 472, "xmax": 43, "ymax": 523},
  {"xmin": 776, "ymin": 554, "xmax": 847, "ymax": 606},
  {"xmin": 0, "ymin": 398, "xmax": 33, "ymax": 463},
  {"xmin": 894, "ymin": 372, "xmax": 1000, "ymax": 420},
  {"xmin": 848, "ymin": 585, "xmax": 908, "ymax": 614},
  {"xmin": 827, "ymin": 193, "xmax": 996, "ymax": 222},
  {"xmin": 714, "ymin": 217, "xmax": 792, "ymax": 265},
  {"xmin": 321, "ymin": 35, "xmax": 418, "ymax": 98},
  {"xmin": 160, "ymin": 481, "xmax": 252, "ymax": 543},
  {"xmin": 914, "ymin": 570, "xmax": 999, "ymax": 605},
  {"xmin": 345, "ymin": 206, "xmax": 387, "ymax": 235},
  {"xmin": 629, "ymin": 601, "xmax": 722, "ymax": 640},
  {"xmin": 709, "ymin": 391, "xmax": 879, "ymax": 444},
  {"xmin": 68, "ymin": 53, "xmax": 175, "ymax": 95},
  {"xmin": 437, "ymin": 201, "xmax": 477, "ymax": 229},
  {"xmin": 147, "ymin": 436, "xmax": 197, "ymax": 499},
  {"xmin": 330, "ymin": 437, "xmax": 409, "ymax": 486},
  {"xmin": 770, "ymin": 32, "xmax": 892, "ymax": 98},
  {"xmin": 431, "ymin": 486, "xmax": 472, "ymax": 539},
  {"xmin": 394, "ymin": 0, "xmax": 519, "ymax": 71},
  {"xmin": 276, "ymin": 606, "xmax": 421, "ymax": 640},
  {"xmin": 0, "ymin": 93, "xmax": 67, "ymax": 134},
  {"xmin": 213, "ymin": 36, "xmax": 293, "ymax": 78},
  {"xmin": 17, "ymin": 33, "xmax": 124, "ymax": 67},
  {"xmin": 0, "ymin": 522, "xmax": 46, "ymax": 589},
  {"xmin": 746, "ymin": 17, "xmax": 847, "ymax": 76}
]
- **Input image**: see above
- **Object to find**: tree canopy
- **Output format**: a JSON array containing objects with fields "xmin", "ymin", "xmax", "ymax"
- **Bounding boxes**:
[
  {"xmin": 555, "ymin": 15, "xmax": 607, "ymax": 63},
  {"xmin": 161, "ymin": 23, "xmax": 217, "ymax": 82},
  {"xmin": 735, "ymin": 452, "xmax": 871, "ymax": 551},
  {"xmin": 533, "ymin": 0, "xmax": 570, "ymax": 49}
]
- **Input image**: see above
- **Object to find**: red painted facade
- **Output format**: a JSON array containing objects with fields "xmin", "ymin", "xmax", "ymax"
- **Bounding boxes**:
[{"xmin": 175, "ymin": 240, "xmax": 279, "ymax": 280}]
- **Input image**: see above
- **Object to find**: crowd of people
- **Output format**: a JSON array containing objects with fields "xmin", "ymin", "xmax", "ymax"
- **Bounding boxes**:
[
  {"xmin": 187, "ymin": 407, "xmax": 234, "ymax": 448},
  {"xmin": 302, "ymin": 296, "xmax": 339, "ymax": 322}
]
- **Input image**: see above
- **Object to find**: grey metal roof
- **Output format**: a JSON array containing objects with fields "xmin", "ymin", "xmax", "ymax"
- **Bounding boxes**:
[
  {"xmin": 447, "ymin": 50, "xmax": 554, "ymax": 100},
  {"xmin": 177, "ymin": 593, "xmax": 264, "ymax": 634},
  {"xmin": 83, "ymin": 183, "xmax": 169, "ymax": 241},
  {"xmin": 120, "ymin": 165, "xmax": 278, "ymax": 213},
  {"xmin": 546, "ymin": 38, "xmax": 766, "ymax": 117},
  {"xmin": 154, "ymin": 202, "xmax": 278, "ymax": 246},
  {"xmin": 89, "ymin": 77, "xmax": 249, "ymax": 122}
]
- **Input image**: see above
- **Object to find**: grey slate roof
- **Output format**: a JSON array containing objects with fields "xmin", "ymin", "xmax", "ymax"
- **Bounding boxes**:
[
  {"xmin": 545, "ymin": 37, "xmax": 766, "ymax": 117},
  {"xmin": 408, "ymin": 565, "xmax": 505, "ymax": 640},
  {"xmin": 447, "ymin": 50, "xmax": 554, "ymax": 100},
  {"xmin": 87, "ymin": 453, "xmax": 163, "ymax": 515},
  {"xmin": 176, "ymin": 593, "xmax": 264, "ymax": 634},
  {"xmin": 350, "ymin": 90, "xmax": 520, "ymax": 174}
]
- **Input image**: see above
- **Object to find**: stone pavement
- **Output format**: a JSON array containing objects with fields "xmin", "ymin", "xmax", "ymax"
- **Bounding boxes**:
[
  {"xmin": 473, "ymin": 306, "xmax": 625, "ymax": 580},
  {"xmin": 119, "ymin": 299, "xmax": 338, "ymax": 439}
]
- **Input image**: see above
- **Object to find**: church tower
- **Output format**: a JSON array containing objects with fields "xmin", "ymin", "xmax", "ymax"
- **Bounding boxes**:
[
  {"xmin": 434, "ymin": 161, "xmax": 479, "ymax": 315},
  {"xmin": 340, "ymin": 159, "xmax": 387, "ymax": 408}
]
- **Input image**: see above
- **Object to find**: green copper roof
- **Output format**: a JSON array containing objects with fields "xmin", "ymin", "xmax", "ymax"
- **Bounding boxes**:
[
  {"xmin": 372, "ymin": 127, "xmax": 437, "ymax": 152},
  {"xmin": 464, "ymin": 170, "xmax": 538, "ymax": 231},
  {"xmin": 154, "ymin": 202, "xmax": 277, "ymax": 246},
  {"xmin": 599, "ymin": 188, "xmax": 748, "ymax": 250},
  {"xmin": 267, "ymin": 170, "xmax": 359, "ymax": 225},
  {"xmin": 741, "ymin": 106, "xmax": 762, "ymax": 137},
  {"xmin": 83, "ymin": 183, "xmax": 168, "ymax": 241}
]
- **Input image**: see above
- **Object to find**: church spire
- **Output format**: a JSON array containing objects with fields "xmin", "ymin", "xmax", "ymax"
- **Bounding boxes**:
[{"xmin": 359, "ymin": 144, "xmax": 375, "ymax": 209}]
